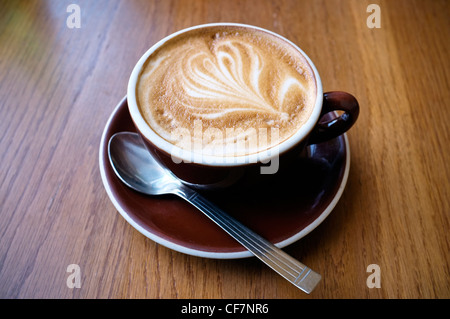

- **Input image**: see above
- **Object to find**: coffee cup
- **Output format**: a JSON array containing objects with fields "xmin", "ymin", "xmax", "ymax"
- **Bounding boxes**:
[{"xmin": 127, "ymin": 23, "xmax": 359, "ymax": 189}]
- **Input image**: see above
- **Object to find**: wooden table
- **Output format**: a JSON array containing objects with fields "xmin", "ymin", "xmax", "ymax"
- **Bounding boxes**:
[{"xmin": 1, "ymin": 0, "xmax": 448, "ymax": 299}]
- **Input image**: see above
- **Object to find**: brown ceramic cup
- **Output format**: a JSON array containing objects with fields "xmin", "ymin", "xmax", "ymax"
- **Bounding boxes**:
[{"xmin": 127, "ymin": 23, "xmax": 359, "ymax": 189}]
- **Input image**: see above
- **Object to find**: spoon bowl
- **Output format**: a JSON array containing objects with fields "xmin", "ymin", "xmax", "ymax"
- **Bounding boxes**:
[{"xmin": 109, "ymin": 132, "xmax": 182, "ymax": 195}]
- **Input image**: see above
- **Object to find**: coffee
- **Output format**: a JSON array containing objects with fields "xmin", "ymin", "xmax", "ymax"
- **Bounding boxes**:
[{"xmin": 136, "ymin": 25, "xmax": 316, "ymax": 157}]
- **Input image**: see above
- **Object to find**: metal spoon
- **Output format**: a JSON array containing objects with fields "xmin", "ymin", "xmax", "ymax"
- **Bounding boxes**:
[{"xmin": 108, "ymin": 132, "xmax": 321, "ymax": 293}]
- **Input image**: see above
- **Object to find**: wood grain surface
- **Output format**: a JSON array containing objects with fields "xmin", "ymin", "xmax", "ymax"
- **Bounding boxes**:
[{"xmin": 0, "ymin": 0, "xmax": 448, "ymax": 299}]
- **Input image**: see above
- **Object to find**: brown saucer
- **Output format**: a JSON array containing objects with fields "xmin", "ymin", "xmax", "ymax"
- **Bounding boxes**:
[{"xmin": 99, "ymin": 96, "xmax": 350, "ymax": 259}]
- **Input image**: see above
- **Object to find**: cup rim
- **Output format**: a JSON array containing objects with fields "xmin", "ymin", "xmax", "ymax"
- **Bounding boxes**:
[{"xmin": 127, "ymin": 22, "xmax": 323, "ymax": 167}]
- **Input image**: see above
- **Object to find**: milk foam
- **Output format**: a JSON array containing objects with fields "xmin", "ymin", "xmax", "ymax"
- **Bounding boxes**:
[{"xmin": 137, "ymin": 26, "xmax": 316, "ymax": 157}]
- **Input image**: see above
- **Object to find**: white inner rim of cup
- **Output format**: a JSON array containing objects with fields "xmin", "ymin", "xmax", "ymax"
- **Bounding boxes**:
[{"xmin": 127, "ymin": 23, "xmax": 323, "ymax": 166}]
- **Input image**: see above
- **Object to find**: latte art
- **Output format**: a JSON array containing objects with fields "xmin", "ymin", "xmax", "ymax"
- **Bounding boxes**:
[
  {"xmin": 137, "ymin": 26, "xmax": 316, "ymax": 157},
  {"xmin": 179, "ymin": 40, "xmax": 303, "ymax": 119}
]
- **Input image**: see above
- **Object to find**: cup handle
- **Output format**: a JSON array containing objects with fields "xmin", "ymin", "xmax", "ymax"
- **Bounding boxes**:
[{"xmin": 307, "ymin": 91, "xmax": 360, "ymax": 145}]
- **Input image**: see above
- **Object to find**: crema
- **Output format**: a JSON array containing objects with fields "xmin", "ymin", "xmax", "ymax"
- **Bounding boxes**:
[{"xmin": 137, "ymin": 26, "xmax": 316, "ymax": 157}]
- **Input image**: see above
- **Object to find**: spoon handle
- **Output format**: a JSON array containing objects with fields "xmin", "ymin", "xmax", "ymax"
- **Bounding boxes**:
[{"xmin": 176, "ymin": 186, "xmax": 321, "ymax": 294}]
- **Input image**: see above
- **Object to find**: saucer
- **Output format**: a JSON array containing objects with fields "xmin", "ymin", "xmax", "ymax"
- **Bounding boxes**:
[{"xmin": 99, "ymin": 96, "xmax": 350, "ymax": 259}]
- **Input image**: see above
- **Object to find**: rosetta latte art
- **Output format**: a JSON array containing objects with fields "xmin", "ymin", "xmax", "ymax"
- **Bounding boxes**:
[
  {"xmin": 179, "ymin": 41, "xmax": 298, "ymax": 119},
  {"xmin": 137, "ymin": 26, "xmax": 316, "ymax": 157}
]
